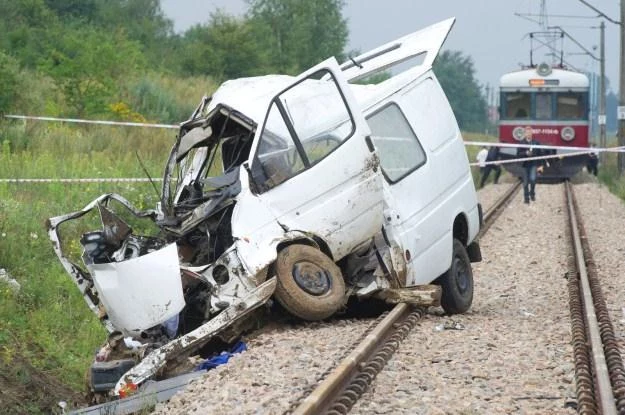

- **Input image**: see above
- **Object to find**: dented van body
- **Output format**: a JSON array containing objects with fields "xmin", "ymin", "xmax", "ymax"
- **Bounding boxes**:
[{"xmin": 48, "ymin": 18, "xmax": 481, "ymax": 397}]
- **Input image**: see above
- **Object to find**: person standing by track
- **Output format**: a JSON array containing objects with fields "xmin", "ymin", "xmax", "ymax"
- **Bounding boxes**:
[
  {"xmin": 517, "ymin": 126, "xmax": 548, "ymax": 204},
  {"xmin": 479, "ymin": 145, "xmax": 502, "ymax": 188},
  {"xmin": 586, "ymin": 144, "xmax": 599, "ymax": 176},
  {"xmin": 476, "ymin": 146, "xmax": 488, "ymax": 184}
]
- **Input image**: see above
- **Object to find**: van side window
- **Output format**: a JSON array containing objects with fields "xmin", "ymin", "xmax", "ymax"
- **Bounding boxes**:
[
  {"xmin": 278, "ymin": 72, "xmax": 355, "ymax": 165},
  {"xmin": 367, "ymin": 103, "xmax": 426, "ymax": 183},
  {"xmin": 255, "ymin": 69, "xmax": 356, "ymax": 191}
]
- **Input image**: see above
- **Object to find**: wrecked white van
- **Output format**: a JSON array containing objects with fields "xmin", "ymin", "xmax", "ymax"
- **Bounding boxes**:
[{"xmin": 47, "ymin": 18, "xmax": 481, "ymax": 398}]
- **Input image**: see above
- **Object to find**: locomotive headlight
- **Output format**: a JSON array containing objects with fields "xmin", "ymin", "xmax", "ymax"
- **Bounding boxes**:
[
  {"xmin": 512, "ymin": 126, "xmax": 525, "ymax": 141},
  {"xmin": 561, "ymin": 126, "xmax": 575, "ymax": 141}
]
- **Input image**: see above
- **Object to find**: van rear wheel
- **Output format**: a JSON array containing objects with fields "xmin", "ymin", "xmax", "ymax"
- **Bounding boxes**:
[
  {"xmin": 274, "ymin": 245, "xmax": 345, "ymax": 321},
  {"xmin": 436, "ymin": 239, "xmax": 473, "ymax": 314}
]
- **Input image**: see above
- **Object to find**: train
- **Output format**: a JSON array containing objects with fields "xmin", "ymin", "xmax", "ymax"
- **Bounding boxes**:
[{"xmin": 497, "ymin": 62, "xmax": 590, "ymax": 180}]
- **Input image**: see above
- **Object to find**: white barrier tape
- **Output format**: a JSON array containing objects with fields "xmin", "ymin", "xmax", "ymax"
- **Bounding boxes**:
[
  {"xmin": 4, "ymin": 115, "xmax": 179, "ymax": 129},
  {"xmin": 0, "ymin": 178, "xmax": 163, "ymax": 183},
  {"xmin": 469, "ymin": 149, "xmax": 597, "ymax": 167},
  {"xmin": 465, "ymin": 140, "xmax": 625, "ymax": 153}
]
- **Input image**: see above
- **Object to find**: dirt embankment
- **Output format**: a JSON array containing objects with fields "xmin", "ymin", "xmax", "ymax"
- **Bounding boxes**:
[{"xmin": 0, "ymin": 353, "xmax": 85, "ymax": 415}]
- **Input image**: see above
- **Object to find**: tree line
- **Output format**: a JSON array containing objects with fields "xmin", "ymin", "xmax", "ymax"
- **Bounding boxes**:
[{"xmin": 0, "ymin": 0, "xmax": 488, "ymax": 131}]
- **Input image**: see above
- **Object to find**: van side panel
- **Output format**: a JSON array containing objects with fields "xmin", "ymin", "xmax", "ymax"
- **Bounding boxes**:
[{"xmin": 383, "ymin": 76, "xmax": 479, "ymax": 286}]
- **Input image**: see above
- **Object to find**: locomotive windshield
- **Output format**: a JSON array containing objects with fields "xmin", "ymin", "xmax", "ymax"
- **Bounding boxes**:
[
  {"xmin": 504, "ymin": 93, "xmax": 530, "ymax": 119},
  {"xmin": 500, "ymin": 91, "xmax": 587, "ymax": 121},
  {"xmin": 556, "ymin": 93, "xmax": 585, "ymax": 120}
]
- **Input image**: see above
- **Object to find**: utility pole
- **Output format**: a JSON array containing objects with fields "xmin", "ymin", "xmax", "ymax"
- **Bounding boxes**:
[
  {"xmin": 619, "ymin": 0, "xmax": 625, "ymax": 174},
  {"xmin": 578, "ymin": 0, "xmax": 624, "ymax": 174},
  {"xmin": 600, "ymin": 21, "xmax": 607, "ymax": 164},
  {"xmin": 485, "ymin": 84, "xmax": 490, "ymax": 135}
]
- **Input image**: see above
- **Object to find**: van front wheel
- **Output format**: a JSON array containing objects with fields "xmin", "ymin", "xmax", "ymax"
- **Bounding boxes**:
[
  {"xmin": 436, "ymin": 239, "xmax": 473, "ymax": 314},
  {"xmin": 274, "ymin": 245, "xmax": 346, "ymax": 321}
]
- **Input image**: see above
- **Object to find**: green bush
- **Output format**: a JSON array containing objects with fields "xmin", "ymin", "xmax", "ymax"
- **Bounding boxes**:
[
  {"xmin": 131, "ymin": 78, "xmax": 192, "ymax": 123},
  {"xmin": 0, "ymin": 52, "xmax": 21, "ymax": 114},
  {"xmin": 0, "ymin": 120, "xmax": 174, "ymax": 394}
]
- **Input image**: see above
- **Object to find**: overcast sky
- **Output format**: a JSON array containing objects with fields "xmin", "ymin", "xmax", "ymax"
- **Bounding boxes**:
[{"xmin": 160, "ymin": 0, "xmax": 621, "ymax": 95}]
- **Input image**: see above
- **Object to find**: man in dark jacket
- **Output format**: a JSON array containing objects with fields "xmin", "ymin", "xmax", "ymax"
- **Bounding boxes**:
[
  {"xmin": 586, "ymin": 144, "xmax": 599, "ymax": 176},
  {"xmin": 517, "ymin": 126, "xmax": 548, "ymax": 204},
  {"xmin": 479, "ymin": 145, "xmax": 502, "ymax": 188}
]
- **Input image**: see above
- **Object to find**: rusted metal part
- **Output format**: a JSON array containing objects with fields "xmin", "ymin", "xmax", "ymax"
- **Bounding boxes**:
[
  {"xmin": 292, "ymin": 304, "xmax": 424, "ymax": 415},
  {"xmin": 568, "ymin": 183, "xmax": 625, "ymax": 413},
  {"xmin": 478, "ymin": 180, "xmax": 521, "ymax": 238},
  {"xmin": 565, "ymin": 182, "xmax": 617, "ymax": 415},
  {"xmin": 375, "ymin": 285, "xmax": 441, "ymax": 307},
  {"xmin": 566, "ymin": 242, "xmax": 596, "ymax": 414}
]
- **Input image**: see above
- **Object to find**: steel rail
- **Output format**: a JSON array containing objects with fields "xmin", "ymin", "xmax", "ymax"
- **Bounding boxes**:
[
  {"xmin": 565, "ymin": 182, "xmax": 617, "ymax": 415},
  {"xmin": 292, "ymin": 303, "xmax": 421, "ymax": 415},
  {"xmin": 567, "ymin": 182, "xmax": 625, "ymax": 412}
]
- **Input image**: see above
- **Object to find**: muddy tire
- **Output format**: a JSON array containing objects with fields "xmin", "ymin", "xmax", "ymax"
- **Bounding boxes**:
[
  {"xmin": 436, "ymin": 239, "xmax": 473, "ymax": 314},
  {"xmin": 274, "ymin": 245, "xmax": 345, "ymax": 321}
]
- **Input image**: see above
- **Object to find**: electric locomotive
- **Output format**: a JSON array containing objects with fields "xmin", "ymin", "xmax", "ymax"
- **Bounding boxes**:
[{"xmin": 498, "ymin": 62, "xmax": 590, "ymax": 180}]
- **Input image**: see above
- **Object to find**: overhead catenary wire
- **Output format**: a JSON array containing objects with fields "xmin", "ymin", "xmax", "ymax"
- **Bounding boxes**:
[
  {"xmin": 519, "ymin": 13, "xmax": 601, "ymax": 20},
  {"xmin": 576, "ymin": 0, "xmax": 621, "ymax": 25}
]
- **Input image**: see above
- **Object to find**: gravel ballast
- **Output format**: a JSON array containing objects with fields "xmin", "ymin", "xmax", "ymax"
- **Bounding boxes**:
[
  {"xmin": 353, "ymin": 182, "xmax": 575, "ymax": 414},
  {"xmin": 153, "ymin": 178, "xmax": 623, "ymax": 414},
  {"xmin": 152, "ymin": 318, "xmax": 377, "ymax": 414}
]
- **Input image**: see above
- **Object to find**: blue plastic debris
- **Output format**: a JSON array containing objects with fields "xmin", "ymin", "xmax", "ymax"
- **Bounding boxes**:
[{"xmin": 195, "ymin": 341, "xmax": 247, "ymax": 371}]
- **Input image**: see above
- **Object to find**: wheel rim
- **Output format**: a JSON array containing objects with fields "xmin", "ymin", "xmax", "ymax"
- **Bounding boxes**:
[
  {"xmin": 292, "ymin": 261, "xmax": 331, "ymax": 296},
  {"xmin": 453, "ymin": 256, "xmax": 470, "ymax": 294}
]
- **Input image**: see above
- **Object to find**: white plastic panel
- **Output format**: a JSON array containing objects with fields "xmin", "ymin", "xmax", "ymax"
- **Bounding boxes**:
[{"xmin": 89, "ymin": 243, "xmax": 184, "ymax": 337}]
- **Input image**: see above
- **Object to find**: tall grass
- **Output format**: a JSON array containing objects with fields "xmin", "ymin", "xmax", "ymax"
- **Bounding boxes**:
[
  {"xmin": 597, "ymin": 136, "xmax": 625, "ymax": 199},
  {"xmin": 0, "ymin": 117, "xmax": 181, "ymax": 407},
  {"xmin": 0, "ymin": 71, "xmax": 219, "ymax": 412},
  {"xmin": 128, "ymin": 73, "xmax": 218, "ymax": 123}
]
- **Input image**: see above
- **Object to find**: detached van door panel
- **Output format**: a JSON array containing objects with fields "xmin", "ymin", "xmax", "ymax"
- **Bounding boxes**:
[{"xmin": 250, "ymin": 58, "xmax": 383, "ymax": 259}]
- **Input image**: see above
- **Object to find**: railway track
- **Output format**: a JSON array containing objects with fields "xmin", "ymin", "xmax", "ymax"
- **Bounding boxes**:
[
  {"xmin": 75, "ymin": 180, "xmax": 625, "ymax": 414},
  {"xmin": 72, "ymin": 182, "xmax": 523, "ymax": 415},
  {"xmin": 289, "ymin": 180, "xmax": 625, "ymax": 414},
  {"xmin": 564, "ymin": 182, "xmax": 625, "ymax": 414}
]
